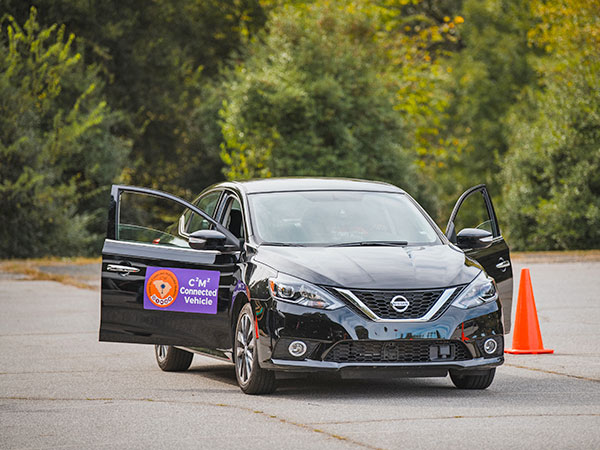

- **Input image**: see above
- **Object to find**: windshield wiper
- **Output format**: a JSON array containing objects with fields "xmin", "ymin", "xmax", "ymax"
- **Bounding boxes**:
[
  {"xmin": 328, "ymin": 240, "xmax": 409, "ymax": 247},
  {"xmin": 260, "ymin": 242, "xmax": 306, "ymax": 247}
]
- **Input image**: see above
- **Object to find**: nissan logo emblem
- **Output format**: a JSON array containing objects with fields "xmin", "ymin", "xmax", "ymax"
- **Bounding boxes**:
[{"xmin": 390, "ymin": 295, "xmax": 410, "ymax": 313}]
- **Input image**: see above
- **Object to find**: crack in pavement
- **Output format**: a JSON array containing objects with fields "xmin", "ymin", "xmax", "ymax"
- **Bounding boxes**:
[
  {"xmin": 0, "ymin": 369, "xmax": 147, "ymax": 375},
  {"xmin": 0, "ymin": 396, "xmax": 387, "ymax": 450},
  {"xmin": 307, "ymin": 412, "xmax": 600, "ymax": 425},
  {"xmin": 0, "ymin": 331, "xmax": 97, "ymax": 337},
  {"xmin": 505, "ymin": 363, "xmax": 600, "ymax": 382}
]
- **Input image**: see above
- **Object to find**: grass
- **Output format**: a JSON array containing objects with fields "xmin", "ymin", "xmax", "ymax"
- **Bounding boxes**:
[
  {"xmin": 0, "ymin": 257, "xmax": 100, "ymax": 290},
  {"xmin": 511, "ymin": 249, "xmax": 600, "ymax": 261}
]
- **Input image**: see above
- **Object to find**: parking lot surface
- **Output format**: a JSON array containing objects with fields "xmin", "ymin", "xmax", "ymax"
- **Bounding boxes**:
[{"xmin": 1, "ymin": 259, "xmax": 599, "ymax": 449}]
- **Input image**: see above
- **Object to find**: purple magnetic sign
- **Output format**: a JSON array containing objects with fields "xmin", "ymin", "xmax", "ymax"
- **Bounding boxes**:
[{"xmin": 143, "ymin": 266, "xmax": 220, "ymax": 314}]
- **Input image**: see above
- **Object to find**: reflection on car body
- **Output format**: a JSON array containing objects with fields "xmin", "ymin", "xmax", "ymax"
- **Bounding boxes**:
[{"xmin": 99, "ymin": 178, "xmax": 513, "ymax": 394}]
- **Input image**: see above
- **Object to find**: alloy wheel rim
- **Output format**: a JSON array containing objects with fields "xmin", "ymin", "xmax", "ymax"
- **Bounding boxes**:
[
  {"xmin": 236, "ymin": 313, "xmax": 255, "ymax": 384},
  {"xmin": 157, "ymin": 345, "xmax": 168, "ymax": 361}
]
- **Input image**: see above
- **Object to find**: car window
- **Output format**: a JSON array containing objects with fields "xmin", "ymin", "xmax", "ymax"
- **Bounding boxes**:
[
  {"xmin": 248, "ymin": 191, "xmax": 440, "ymax": 245},
  {"xmin": 221, "ymin": 196, "xmax": 245, "ymax": 241},
  {"xmin": 454, "ymin": 191, "xmax": 496, "ymax": 236},
  {"xmin": 118, "ymin": 191, "xmax": 189, "ymax": 248},
  {"xmin": 187, "ymin": 191, "xmax": 221, "ymax": 233}
]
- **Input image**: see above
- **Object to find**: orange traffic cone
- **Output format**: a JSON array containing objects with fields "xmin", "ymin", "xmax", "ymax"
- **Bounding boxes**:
[{"xmin": 505, "ymin": 268, "xmax": 554, "ymax": 354}]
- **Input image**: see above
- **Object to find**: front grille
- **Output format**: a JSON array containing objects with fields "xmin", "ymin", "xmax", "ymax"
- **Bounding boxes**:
[
  {"xmin": 350, "ymin": 288, "xmax": 446, "ymax": 319},
  {"xmin": 323, "ymin": 340, "xmax": 472, "ymax": 363}
]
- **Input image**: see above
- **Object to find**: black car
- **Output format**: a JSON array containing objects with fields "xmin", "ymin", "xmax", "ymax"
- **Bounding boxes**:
[{"xmin": 99, "ymin": 178, "xmax": 513, "ymax": 394}]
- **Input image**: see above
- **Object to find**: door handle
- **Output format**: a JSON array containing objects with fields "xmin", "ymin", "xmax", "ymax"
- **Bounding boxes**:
[
  {"xmin": 107, "ymin": 264, "xmax": 140, "ymax": 275},
  {"xmin": 495, "ymin": 258, "xmax": 511, "ymax": 271}
]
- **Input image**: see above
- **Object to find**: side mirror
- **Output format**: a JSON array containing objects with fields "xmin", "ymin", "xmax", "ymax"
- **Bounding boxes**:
[
  {"xmin": 188, "ymin": 230, "xmax": 228, "ymax": 251},
  {"xmin": 456, "ymin": 228, "xmax": 493, "ymax": 250}
]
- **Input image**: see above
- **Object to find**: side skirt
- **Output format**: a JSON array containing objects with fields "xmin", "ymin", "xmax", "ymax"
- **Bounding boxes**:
[{"xmin": 177, "ymin": 346, "xmax": 233, "ymax": 363}]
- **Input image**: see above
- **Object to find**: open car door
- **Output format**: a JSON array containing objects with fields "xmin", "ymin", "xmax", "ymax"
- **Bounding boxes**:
[
  {"xmin": 99, "ymin": 185, "xmax": 241, "ymax": 350},
  {"xmin": 446, "ymin": 185, "xmax": 514, "ymax": 332}
]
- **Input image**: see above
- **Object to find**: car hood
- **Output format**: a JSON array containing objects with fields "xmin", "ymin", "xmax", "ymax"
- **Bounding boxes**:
[{"xmin": 254, "ymin": 244, "xmax": 481, "ymax": 290}]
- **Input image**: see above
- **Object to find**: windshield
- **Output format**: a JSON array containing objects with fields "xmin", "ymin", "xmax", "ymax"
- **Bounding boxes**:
[{"xmin": 248, "ymin": 191, "xmax": 441, "ymax": 246}]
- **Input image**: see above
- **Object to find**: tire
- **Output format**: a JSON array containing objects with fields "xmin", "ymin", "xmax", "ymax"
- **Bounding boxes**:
[
  {"xmin": 450, "ymin": 368, "xmax": 496, "ymax": 390},
  {"xmin": 154, "ymin": 345, "xmax": 193, "ymax": 372},
  {"xmin": 234, "ymin": 303, "xmax": 276, "ymax": 395}
]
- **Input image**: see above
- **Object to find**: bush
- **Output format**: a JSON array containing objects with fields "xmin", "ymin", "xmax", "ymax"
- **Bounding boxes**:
[
  {"xmin": 0, "ymin": 8, "xmax": 130, "ymax": 257},
  {"xmin": 501, "ymin": 0, "xmax": 600, "ymax": 250},
  {"xmin": 219, "ymin": 3, "xmax": 417, "ymax": 190}
]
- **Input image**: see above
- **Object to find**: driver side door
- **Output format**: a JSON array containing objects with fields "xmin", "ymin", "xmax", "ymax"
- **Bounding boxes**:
[
  {"xmin": 446, "ymin": 185, "xmax": 514, "ymax": 332},
  {"xmin": 99, "ymin": 185, "xmax": 240, "ymax": 349}
]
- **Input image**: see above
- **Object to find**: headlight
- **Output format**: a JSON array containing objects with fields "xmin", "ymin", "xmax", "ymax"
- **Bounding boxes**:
[
  {"xmin": 452, "ymin": 271, "xmax": 498, "ymax": 309},
  {"xmin": 268, "ymin": 273, "xmax": 344, "ymax": 310}
]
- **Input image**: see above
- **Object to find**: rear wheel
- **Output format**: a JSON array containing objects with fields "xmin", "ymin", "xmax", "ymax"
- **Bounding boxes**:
[
  {"xmin": 234, "ymin": 303, "xmax": 276, "ymax": 395},
  {"xmin": 450, "ymin": 368, "xmax": 496, "ymax": 389},
  {"xmin": 154, "ymin": 345, "xmax": 193, "ymax": 371}
]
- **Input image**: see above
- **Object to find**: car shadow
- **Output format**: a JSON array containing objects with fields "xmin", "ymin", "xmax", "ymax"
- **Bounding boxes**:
[
  {"xmin": 273, "ymin": 375, "xmax": 465, "ymax": 399},
  {"xmin": 183, "ymin": 357, "xmax": 591, "ymax": 403},
  {"xmin": 187, "ymin": 362, "xmax": 239, "ymax": 387},
  {"xmin": 185, "ymin": 360, "xmax": 477, "ymax": 399}
]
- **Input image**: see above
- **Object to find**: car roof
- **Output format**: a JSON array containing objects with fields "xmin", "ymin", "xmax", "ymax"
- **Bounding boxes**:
[{"xmin": 219, "ymin": 177, "xmax": 405, "ymax": 194}]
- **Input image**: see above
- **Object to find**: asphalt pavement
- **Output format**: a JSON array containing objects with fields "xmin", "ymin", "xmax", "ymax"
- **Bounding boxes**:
[{"xmin": 1, "ymin": 258, "xmax": 599, "ymax": 449}]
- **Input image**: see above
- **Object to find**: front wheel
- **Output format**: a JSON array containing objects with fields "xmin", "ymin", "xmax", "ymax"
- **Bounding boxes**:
[
  {"xmin": 450, "ymin": 368, "xmax": 496, "ymax": 389},
  {"xmin": 234, "ymin": 303, "xmax": 276, "ymax": 395},
  {"xmin": 154, "ymin": 345, "xmax": 193, "ymax": 371}
]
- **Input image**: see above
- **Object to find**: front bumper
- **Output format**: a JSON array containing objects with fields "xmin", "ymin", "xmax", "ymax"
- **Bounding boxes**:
[
  {"xmin": 253, "ymin": 295, "xmax": 505, "ymax": 376},
  {"xmin": 270, "ymin": 356, "xmax": 503, "ymax": 378}
]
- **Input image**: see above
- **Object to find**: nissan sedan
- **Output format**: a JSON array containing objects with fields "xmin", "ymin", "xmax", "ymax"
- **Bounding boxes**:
[{"xmin": 99, "ymin": 178, "xmax": 512, "ymax": 394}]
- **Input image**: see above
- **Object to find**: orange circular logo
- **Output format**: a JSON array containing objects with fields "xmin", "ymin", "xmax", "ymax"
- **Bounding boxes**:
[{"xmin": 146, "ymin": 269, "xmax": 179, "ymax": 308}]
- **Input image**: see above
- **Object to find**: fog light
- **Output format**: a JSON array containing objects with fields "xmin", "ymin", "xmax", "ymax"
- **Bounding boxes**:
[
  {"xmin": 484, "ymin": 338, "xmax": 498, "ymax": 355},
  {"xmin": 288, "ymin": 340, "xmax": 307, "ymax": 357}
]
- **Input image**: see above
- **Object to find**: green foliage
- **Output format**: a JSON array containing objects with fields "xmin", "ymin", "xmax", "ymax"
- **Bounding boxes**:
[
  {"xmin": 1, "ymin": 0, "xmax": 598, "ymax": 255},
  {"xmin": 1, "ymin": 0, "xmax": 268, "ymax": 196},
  {"xmin": 220, "ymin": 2, "xmax": 417, "ymax": 193},
  {"xmin": 434, "ymin": 0, "xmax": 537, "ymax": 204},
  {"xmin": 0, "ymin": 8, "xmax": 129, "ymax": 257},
  {"xmin": 501, "ymin": 0, "xmax": 600, "ymax": 250}
]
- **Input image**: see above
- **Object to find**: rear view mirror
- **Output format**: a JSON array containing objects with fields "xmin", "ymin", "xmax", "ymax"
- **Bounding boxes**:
[
  {"xmin": 456, "ymin": 228, "xmax": 493, "ymax": 249},
  {"xmin": 188, "ymin": 230, "xmax": 228, "ymax": 251}
]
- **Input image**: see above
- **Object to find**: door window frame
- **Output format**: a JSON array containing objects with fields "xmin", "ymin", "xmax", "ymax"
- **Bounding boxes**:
[
  {"xmin": 180, "ymin": 189, "xmax": 224, "ymax": 237},
  {"xmin": 216, "ymin": 190, "xmax": 248, "ymax": 242},
  {"xmin": 107, "ymin": 185, "xmax": 239, "ymax": 248},
  {"xmin": 445, "ymin": 184, "xmax": 501, "ymax": 243}
]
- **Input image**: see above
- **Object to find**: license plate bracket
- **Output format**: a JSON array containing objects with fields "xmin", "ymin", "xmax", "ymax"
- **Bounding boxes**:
[
  {"xmin": 382, "ymin": 342, "xmax": 399, "ymax": 361},
  {"xmin": 429, "ymin": 344, "xmax": 455, "ymax": 361}
]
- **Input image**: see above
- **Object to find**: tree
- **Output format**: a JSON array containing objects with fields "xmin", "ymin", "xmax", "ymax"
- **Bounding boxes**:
[
  {"xmin": 434, "ymin": 0, "xmax": 537, "ymax": 215},
  {"xmin": 501, "ymin": 0, "xmax": 600, "ymax": 250},
  {"xmin": 1, "ymin": 0, "xmax": 268, "ymax": 196},
  {"xmin": 0, "ymin": 8, "xmax": 130, "ymax": 257},
  {"xmin": 220, "ymin": 2, "xmax": 418, "ymax": 195},
  {"xmin": 378, "ymin": 0, "xmax": 466, "ymax": 220}
]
